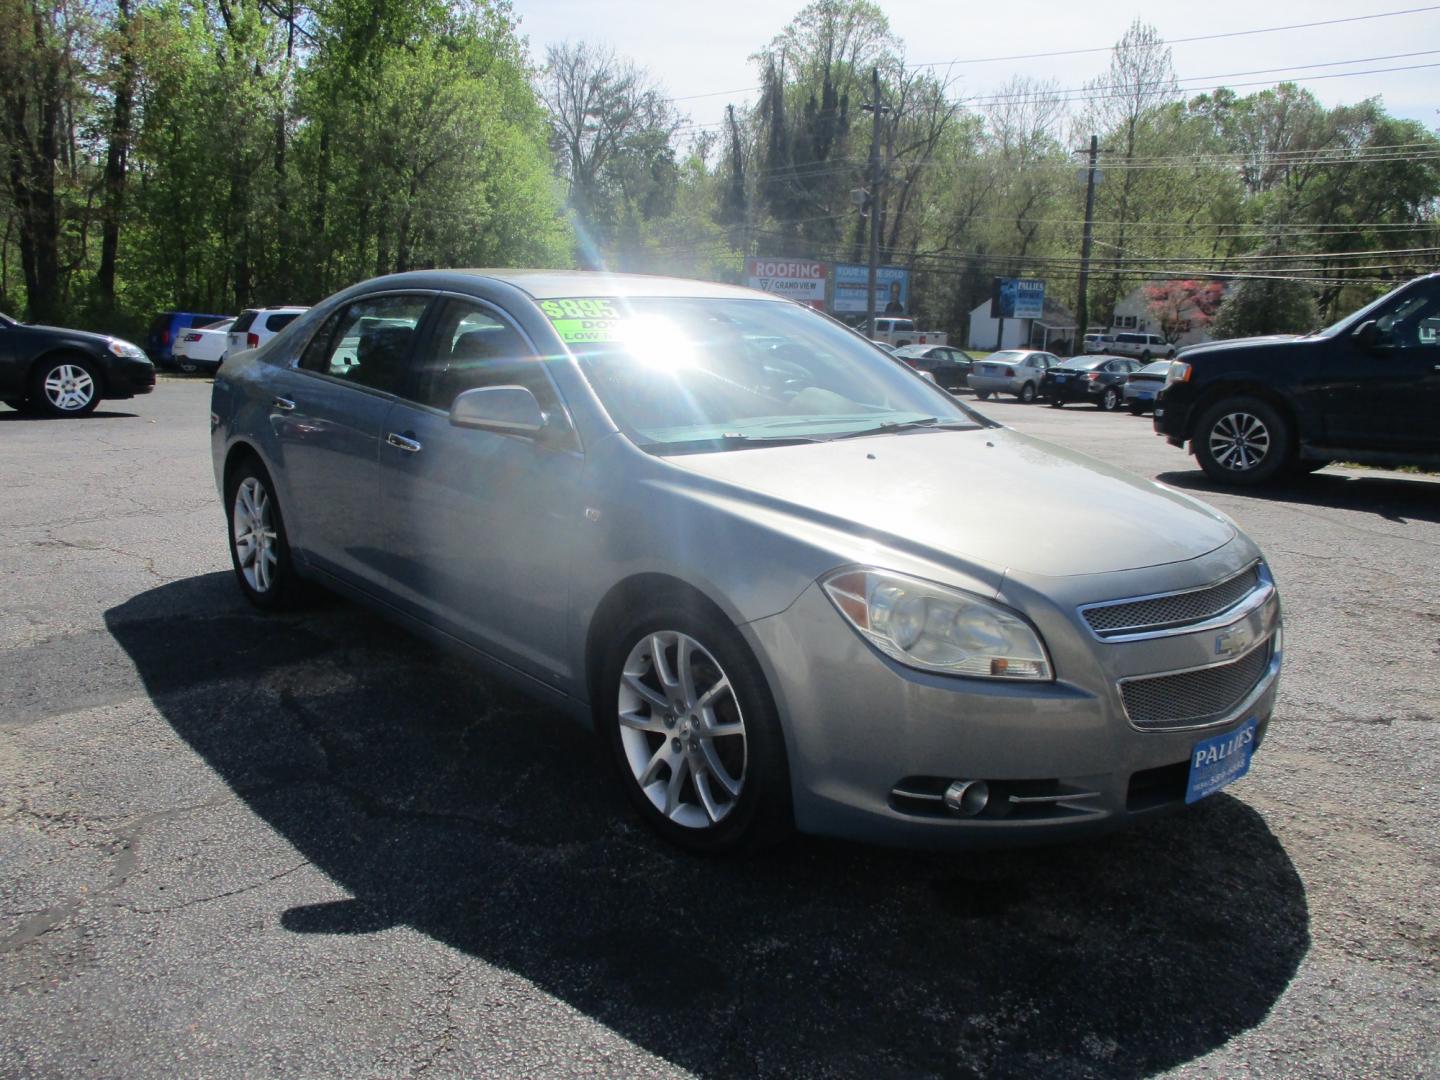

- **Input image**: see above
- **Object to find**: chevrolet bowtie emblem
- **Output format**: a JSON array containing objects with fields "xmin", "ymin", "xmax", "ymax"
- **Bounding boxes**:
[{"xmin": 1214, "ymin": 626, "xmax": 1252, "ymax": 660}]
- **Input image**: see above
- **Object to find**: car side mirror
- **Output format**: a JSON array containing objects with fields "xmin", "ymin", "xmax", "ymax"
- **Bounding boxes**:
[
  {"xmin": 449, "ymin": 385, "xmax": 546, "ymax": 437},
  {"xmin": 1352, "ymin": 319, "xmax": 1385, "ymax": 351}
]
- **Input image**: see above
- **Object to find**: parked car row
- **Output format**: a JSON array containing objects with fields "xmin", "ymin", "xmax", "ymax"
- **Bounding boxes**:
[
  {"xmin": 156, "ymin": 305, "xmax": 310, "ymax": 373},
  {"xmin": 1083, "ymin": 331, "xmax": 1178, "ymax": 361}
]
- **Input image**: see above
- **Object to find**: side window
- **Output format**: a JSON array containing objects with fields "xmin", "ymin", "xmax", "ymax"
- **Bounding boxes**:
[
  {"xmin": 1374, "ymin": 287, "xmax": 1440, "ymax": 350},
  {"xmin": 299, "ymin": 294, "xmax": 429, "ymax": 394},
  {"xmin": 411, "ymin": 299, "xmax": 558, "ymax": 412},
  {"xmin": 266, "ymin": 312, "xmax": 302, "ymax": 334}
]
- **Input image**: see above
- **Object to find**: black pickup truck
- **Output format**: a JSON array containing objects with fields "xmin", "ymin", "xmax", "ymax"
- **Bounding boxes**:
[{"xmin": 1154, "ymin": 273, "xmax": 1440, "ymax": 484}]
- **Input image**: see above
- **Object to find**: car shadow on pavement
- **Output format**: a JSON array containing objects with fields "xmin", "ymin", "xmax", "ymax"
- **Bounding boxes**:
[
  {"xmin": 0, "ymin": 410, "xmax": 139, "ymax": 421},
  {"xmin": 105, "ymin": 573, "xmax": 1310, "ymax": 1079},
  {"xmin": 1159, "ymin": 469, "xmax": 1440, "ymax": 525}
]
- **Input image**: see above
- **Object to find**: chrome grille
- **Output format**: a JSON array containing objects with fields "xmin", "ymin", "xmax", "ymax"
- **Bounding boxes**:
[
  {"xmin": 1082, "ymin": 566, "xmax": 1262, "ymax": 637},
  {"xmin": 1121, "ymin": 644, "xmax": 1272, "ymax": 730}
]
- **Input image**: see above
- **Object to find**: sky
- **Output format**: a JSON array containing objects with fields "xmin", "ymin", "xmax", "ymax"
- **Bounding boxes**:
[{"xmin": 510, "ymin": 0, "xmax": 1440, "ymax": 138}]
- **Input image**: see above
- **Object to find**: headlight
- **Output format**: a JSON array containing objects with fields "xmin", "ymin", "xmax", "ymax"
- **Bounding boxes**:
[
  {"xmin": 822, "ymin": 569, "xmax": 1052, "ymax": 681},
  {"xmin": 1164, "ymin": 361, "xmax": 1191, "ymax": 386},
  {"xmin": 108, "ymin": 339, "xmax": 147, "ymax": 360}
]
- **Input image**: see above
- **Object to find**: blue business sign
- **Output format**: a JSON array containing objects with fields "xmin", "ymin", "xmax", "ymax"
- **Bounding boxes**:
[
  {"xmin": 834, "ymin": 264, "xmax": 911, "ymax": 315},
  {"xmin": 991, "ymin": 278, "xmax": 1045, "ymax": 319}
]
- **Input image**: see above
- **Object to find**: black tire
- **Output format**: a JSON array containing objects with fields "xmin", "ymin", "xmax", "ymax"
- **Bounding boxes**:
[
  {"xmin": 975, "ymin": 391, "xmax": 991, "ymax": 401},
  {"xmin": 1141, "ymin": 350, "xmax": 1152, "ymax": 362},
  {"xmin": 1128, "ymin": 401, "xmax": 1147, "ymax": 416},
  {"xmin": 224, "ymin": 455, "xmax": 306, "ymax": 609},
  {"xmin": 1192, "ymin": 396, "xmax": 1294, "ymax": 486},
  {"xmin": 177, "ymin": 357, "xmax": 198, "ymax": 374},
  {"xmin": 1018, "ymin": 382, "xmax": 1037, "ymax": 404},
  {"xmin": 1099, "ymin": 387, "xmax": 1120, "ymax": 411},
  {"xmin": 597, "ymin": 601, "xmax": 792, "ymax": 854},
  {"xmin": 28, "ymin": 355, "xmax": 101, "ymax": 418}
]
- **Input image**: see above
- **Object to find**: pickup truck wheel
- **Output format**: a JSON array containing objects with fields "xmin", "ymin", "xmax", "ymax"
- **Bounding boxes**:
[{"xmin": 1193, "ymin": 396, "xmax": 1293, "ymax": 485}]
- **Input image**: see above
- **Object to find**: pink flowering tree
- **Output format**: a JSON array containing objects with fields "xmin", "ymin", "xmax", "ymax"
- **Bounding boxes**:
[{"xmin": 1144, "ymin": 280, "xmax": 1225, "ymax": 343}]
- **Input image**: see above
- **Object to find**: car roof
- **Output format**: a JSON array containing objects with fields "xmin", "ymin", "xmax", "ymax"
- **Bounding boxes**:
[{"xmin": 429, "ymin": 269, "xmax": 778, "ymax": 303}]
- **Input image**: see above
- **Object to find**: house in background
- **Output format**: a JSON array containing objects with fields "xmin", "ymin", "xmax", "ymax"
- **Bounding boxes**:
[
  {"xmin": 967, "ymin": 297, "xmax": 1078, "ymax": 353},
  {"xmin": 1111, "ymin": 281, "xmax": 1228, "ymax": 348}
]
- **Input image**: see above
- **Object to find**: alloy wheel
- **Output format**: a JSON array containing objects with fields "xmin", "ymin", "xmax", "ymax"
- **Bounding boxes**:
[
  {"xmin": 232, "ymin": 476, "xmax": 279, "ymax": 593},
  {"xmin": 42, "ymin": 364, "xmax": 95, "ymax": 412},
  {"xmin": 617, "ymin": 630, "xmax": 747, "ymax": 829},
  {"xmin": 1208, "ymin": 411, "xmax": 1272, "ymax": 472}
]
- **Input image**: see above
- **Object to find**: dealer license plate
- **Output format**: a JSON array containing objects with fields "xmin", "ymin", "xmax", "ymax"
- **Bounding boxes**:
[{"xmin": 1185, "ymin": 717, "xmax": 1258, "ymax": 803}]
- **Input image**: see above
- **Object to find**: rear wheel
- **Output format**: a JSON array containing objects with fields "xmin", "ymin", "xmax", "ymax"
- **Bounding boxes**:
[
  {"xmin": 975, "ymin": 391, "xmax": 991, "ymax": 401},
  {"xmin": 225, "ymin": 457, "xmax": 306, "ymax": 608},
  {"xmin": 599, "ymin": 603, "xmax": 791, "ymax": 854},
  {"xmin": 1099, "ymin": 387, "xmax": 1120, "ymax": 411},
  {"xmin": 29, "ymin": 355, "xmax": 101, "ymax": 418},
  {"xmin": 1193, "ymin": 396, "xmax": 1293, "ymax": 485},
  {"xmin": 1018, "ymin": 382, "xmax": 1037, "ymax": 404}
]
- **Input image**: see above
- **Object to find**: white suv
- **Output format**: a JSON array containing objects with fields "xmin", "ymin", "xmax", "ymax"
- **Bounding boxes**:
[
  {"xmin": 1108, "ymin": 331, "xmax": 1175, "ymax": 361},
  {"xmin": 227, "ymin": 306, "xmax": 308, "ymax": 358}
]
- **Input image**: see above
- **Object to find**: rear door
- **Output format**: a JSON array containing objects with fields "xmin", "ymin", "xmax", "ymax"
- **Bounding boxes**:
[{"xmin": 269, "ymin": 293, "xmax": 434, "ymax": 587}]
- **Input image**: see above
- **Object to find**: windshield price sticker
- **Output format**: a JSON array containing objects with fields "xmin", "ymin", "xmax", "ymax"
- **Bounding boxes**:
[{"xmin": 541, "ymin": 298, "xmax": 623, "ymax": 342}]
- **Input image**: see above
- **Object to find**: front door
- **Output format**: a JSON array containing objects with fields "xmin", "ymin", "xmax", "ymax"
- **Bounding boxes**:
[
  {"xmin": 1320, "ymin": 280, "xmax": 1440, "ymax": 450},
  {"xmin": 378, "ymin": 296, "xmax": 584, "ymax": 684}
]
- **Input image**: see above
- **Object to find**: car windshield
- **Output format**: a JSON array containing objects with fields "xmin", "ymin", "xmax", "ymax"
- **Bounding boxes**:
[{"xmin": 549, "ymin": 297, "xmax": 980, "ymax": 452}]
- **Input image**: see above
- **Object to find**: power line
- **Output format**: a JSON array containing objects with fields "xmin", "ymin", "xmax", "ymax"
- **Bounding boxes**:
[{"xmin": 908, "ymin": 6, "xmax": 1440, "ymax": 68}]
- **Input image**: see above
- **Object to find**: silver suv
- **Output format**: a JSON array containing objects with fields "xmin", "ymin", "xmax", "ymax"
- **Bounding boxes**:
[{"xmin": 1109, "ymin": 332, "xmax": 1175, "ymax": 361}]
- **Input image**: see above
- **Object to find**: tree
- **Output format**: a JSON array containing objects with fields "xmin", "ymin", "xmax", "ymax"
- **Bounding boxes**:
[
  {"xmin": 1211, "ymin": 276, "xmax": 1319, "ymax": 339},
  {"xmin": 540, "ymin": 40, "xmax": 680, "ymax": 266},
  {"xmin": 1144, "ymin": 279, "xmax": 1224, "ymax": 342}
]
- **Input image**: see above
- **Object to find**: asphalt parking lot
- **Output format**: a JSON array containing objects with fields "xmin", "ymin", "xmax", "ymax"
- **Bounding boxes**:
[{"xmin": 2, "ymin": 380, "xmax": 1436, "ymax": 1078}]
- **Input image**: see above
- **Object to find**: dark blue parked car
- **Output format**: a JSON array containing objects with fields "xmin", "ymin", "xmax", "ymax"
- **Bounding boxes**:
[{"xmin": 145, "ymin": 310, "xmax": 228, "ymax": 368}]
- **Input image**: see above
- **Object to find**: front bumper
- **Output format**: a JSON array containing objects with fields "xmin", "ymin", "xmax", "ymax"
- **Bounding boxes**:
[
  {"xmin": 742, "ymin": 557, "xmax": 1280, "ymax": 848},
  {"xmin": 105, "ymin": 355, "xmax": 157, "ymax": 398}
]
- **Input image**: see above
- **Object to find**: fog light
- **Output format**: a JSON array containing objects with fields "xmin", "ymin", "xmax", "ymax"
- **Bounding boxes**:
[{"xmin": 943, "ymin": 779, "xmax": 990, "ymax": 817}]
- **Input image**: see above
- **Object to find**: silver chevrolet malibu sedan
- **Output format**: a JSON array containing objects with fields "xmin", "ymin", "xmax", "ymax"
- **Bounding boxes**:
[{"xmin": 211, "ymin": 270, "xmax": 1281, "ymax": 853}]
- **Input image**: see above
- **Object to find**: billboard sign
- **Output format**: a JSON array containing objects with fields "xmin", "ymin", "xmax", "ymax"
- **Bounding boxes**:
[
  {"xmin": 833, "ymin": 264, "xmax": 911, "ymax": 314},
  {"xmin": 991, "ymin": 278, "xmax": 1045, "ymax": 320},
  {"xmin": 744, "ymin": 258, "xmax": 828, "ymax": 309}
]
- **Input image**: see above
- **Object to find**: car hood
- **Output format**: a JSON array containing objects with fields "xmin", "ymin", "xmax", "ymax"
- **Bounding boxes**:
[
  {"xmin": 663, "ymin": 427, "xmax": 1235, "ymax": 577},
  {"xmin": 27, "ymin": 324, "xmax": 121, "ymax": 348},
  {"xmin": 1181, "ymin": 334, "xmax": 1303, "ymax": 359}
]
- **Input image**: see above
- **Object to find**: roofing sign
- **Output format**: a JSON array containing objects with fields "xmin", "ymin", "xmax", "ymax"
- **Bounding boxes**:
[{"xmin": 745, "ymin": 258, "xmax": 828, "ymax": 309}]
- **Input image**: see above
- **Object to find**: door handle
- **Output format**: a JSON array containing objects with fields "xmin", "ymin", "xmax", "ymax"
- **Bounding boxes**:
[
  {"xmin": 272, "ymin": 396, "xmax": 296, "ymax": 411},
  {"xmin": 386, "ymin": 432, "xmax": 422, "ymax": 453}
]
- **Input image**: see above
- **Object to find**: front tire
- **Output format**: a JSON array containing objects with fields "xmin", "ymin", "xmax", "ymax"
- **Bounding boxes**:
[
  {"xmin": 29, "ymin": 356, "xmax": 100, "ymax": 418},
  {"xmin": 225, "ymin": 457, "xmax": 305, "ymax": 608},
  {"xmin": 1193, "ymin": 396, "xmax": 1293, "ymax": 485},
  {"xmin": 598, "ymin": 603, "xmax": 791, "ymax": 854},
  {"xmin": 1018, "ymin": 382, "xmax": 1037, "ymax": 404}
]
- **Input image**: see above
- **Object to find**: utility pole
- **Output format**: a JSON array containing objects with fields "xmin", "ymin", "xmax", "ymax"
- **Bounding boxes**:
[
  {"xmin": 1076, "ymin": 134, "xmax": 1099, "ymax": 343},
  {"xmin": 861, "ymin": 67, "xmax": 887, "ymax": 339}
]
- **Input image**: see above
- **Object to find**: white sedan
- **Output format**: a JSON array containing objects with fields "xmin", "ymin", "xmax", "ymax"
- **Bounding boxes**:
[{"xmin": 171, "ymin": 318, "xmax": 235, "ymax": 373}]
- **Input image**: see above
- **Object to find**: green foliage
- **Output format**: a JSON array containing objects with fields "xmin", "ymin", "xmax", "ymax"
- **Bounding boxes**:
[{"xmin": 1211, "ymin": 277, "xmax": 1320, "ymax": 339}]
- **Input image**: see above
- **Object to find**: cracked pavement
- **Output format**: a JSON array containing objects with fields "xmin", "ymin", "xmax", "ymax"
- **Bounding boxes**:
[{"xmin": 1, "ymin": 385, "xmax": 1436, "ymax": 1078}]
